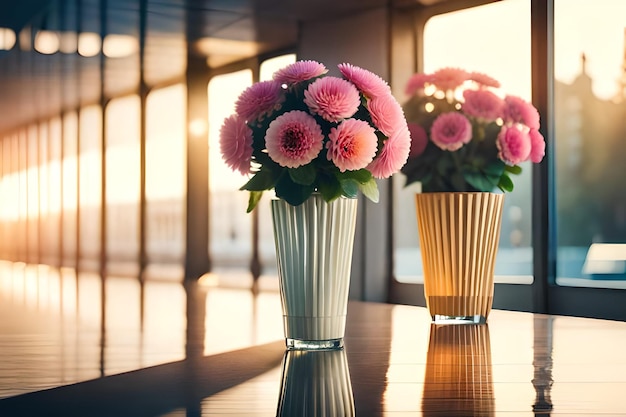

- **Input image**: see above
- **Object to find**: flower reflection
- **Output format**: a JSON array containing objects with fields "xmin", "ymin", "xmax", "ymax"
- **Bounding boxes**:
[
  {"xmin": 422, "ymin": 324, "xmax": 495, "ymax": 416},
  {"xmin": 277, "ymin": 349, "xmax": 355, "ymax": 417}
]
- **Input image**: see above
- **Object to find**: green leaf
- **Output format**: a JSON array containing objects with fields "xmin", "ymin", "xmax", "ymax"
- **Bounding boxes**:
[
  {"xmin": 505, "ymin": 164, "xmax": 523, "ymax": 175},
  {"xmin": 483, "ymin": 160, "xmax": 506, "ymax": 177},
  {"xmin": 318, "ymin": 175, "xmax": 342, "ymax": 202},
  {"xmin": 288, "ymin": 164, "xmax": 316, "ymax": 185},
  {"xmin": 498, "ymin": 173, "xmax": 514, "ymax": 192},
  {"xmin": 246, "ymin": 191, "xmax": 264, "ymax": 213},
  {"xmin": 359, "ymin": 178, "xmax": 379, "ymax": 203},
  {"xmin": 464, "ymin": 172, "xmax": 497, "ymax": 192},
  {"xmin": 339, "ymin": 178, "xmax": 359, "ymax": 198},
  {"xmin": 275, "ymin": 174, "xmax": 315, "ymax": 206},
  {"xmin": 339, "ymin": 168, "xmax": 372, "ymax": 184},
  {"xmin": 240, "ymin": 168, "xmax": 278, "ymax": 191}
]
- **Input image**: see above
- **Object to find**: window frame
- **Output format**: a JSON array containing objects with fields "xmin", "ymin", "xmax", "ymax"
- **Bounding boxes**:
[{"xmin": 386, "ymin": 0, "xmax": 626, "ymax": 321}]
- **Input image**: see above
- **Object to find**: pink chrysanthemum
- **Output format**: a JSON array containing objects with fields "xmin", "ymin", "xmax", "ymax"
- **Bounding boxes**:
[
  {"xmin": 326, "ymin": 119, "xmax": 378, "ymax": 172},
  {"xmin": 462, "ymin": 89, "xmax": 504, "ymax": 122},
  {"xmin": 430, "ymin": 112, "xmax": 472, "ymax": 151},
  {"xmin": 219, "ymin": 115, "xmax": 253, "ymax": 175},
  {"xmin": 367, "ymin": 94, "xmax": 407, "ymax": 137},
  {"xmin": 367, "ymin": 125, "xmax": 411, "ymax": 179},
  {"xmin": 408, "ymin": 123, "xmax": 428, "ymax": 158},
  {"xmin": 468, "ymin": 71, "xmax": 501, "ymax": 88},
  {"xmin": 529, "ymin": 128, "xmax": 545, "ymax": 163},
  {"xmin": 304, "ymin": 76, "xmax": 360, "ymax": 122},
  {"xmin": 405, "ymin": 73, "xmax": 432, "ymax": 97},
  {"xmin": 265, "ymin": 110, "xmax": 324, "ymax": 168},
  {"xmin": 338, "ymin": 63, "xmax": 391, "ymax": 98},
  {"xmin": 235, "ymin": 80, "xmax": 284, "ymax": 123},
  {"xmin": 497, "ymin": 125, "xmax": 532, "ymax": 165},
  {"xmin": 430, "ymin": 67, "xmax": 469, "ymax": 91},
  {"xmin": 273, "ymin": 60, "xmax": 328, "ymax": 85},
  {"xmin": 502, "ymin": 95, "xmax": 540, "ymax": 129}
]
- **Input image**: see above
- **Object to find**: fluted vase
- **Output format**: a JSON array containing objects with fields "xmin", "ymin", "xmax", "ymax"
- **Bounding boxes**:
[
  {"xmin": 271, "ymin": 194, "xmax": 357, "ymax": 350},
  {"xmin": 415, "ymin": 192, "xmax": 504, "ymax": 324}
]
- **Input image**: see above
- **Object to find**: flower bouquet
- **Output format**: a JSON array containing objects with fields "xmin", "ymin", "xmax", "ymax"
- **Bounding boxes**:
[
  {"xmin": 219, "ymin": 60, "xmax": 411, "ymax": 212},
  {"xmin": 401, "ymin": 67, "xmax": 545, "ymax": 192}
]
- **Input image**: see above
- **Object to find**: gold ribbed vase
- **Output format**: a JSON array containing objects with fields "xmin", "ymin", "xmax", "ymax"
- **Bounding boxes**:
[
  {"xmin": 415, "ymin": 192, "xmax": 504, "ymax": 324},
  {"xmin": 272, "ymin": 194, "xmax": 358, "ymax": 350}
]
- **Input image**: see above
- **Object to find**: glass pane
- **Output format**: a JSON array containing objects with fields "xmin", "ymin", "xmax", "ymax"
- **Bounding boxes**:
[
  {"xmin": 78, "ymin": 105, "xmax": 102, "ymax": 269},
  {"xmin": 18, "ymin": 131, "xmax": 28, "ymax": 260},
  {"xmin": 38, "ymin": 122, "xmax": 50, "ymax": 262},
  {"xmin": 62, "ymin": 111, "xmax": 78, "ymax": 266},
  {"xmin": 46, "ymin": 117, "xmax": 63, "ymax": 265},
  {"xmin": 208, "ymin": 69, "xmax": 253, "ymax": 272},
  {"xmin": 27, "ymin": 125, "xmax": 39, "ymax": 260},
  {"xmin": 393, "ymin": 0, "xmax": 533, "ymax": 284},
  {"xmin": 0, "ymin": 136, "xmax": 19, "ymax": 260},
  {"xmin": 145, "ymin": 84, "xmax": 186, "ymax": 264},
  {"xmin": 105, "ymin": 95, "xmax": 140, "ymax": 265},
  {"xmin": 554, "ymin": 0, "xmax": 626, "ymax": 289}
]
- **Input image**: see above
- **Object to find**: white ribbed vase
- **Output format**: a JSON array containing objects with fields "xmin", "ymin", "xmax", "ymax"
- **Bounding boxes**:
[
  {"xmin": 415, "ymin": 192, "xmax": 504, "ymax": 324},
  {"xmin": 271, "ymin": 194, "xmax": 358, "ymax": 350}
]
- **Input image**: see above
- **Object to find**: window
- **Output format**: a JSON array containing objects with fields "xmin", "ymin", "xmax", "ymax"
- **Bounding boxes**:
[
  {"xmin": 105, "ymin": 96, "xmax": 141, "ymax": 266},
  {"xmin": 62, "ymin": 111, "xmax": 78, "ymax": 265},
  {"xmin": 145, "ymin": 84, "xmax": 186, "ymax": 264},
  {"xmin": 554, "ymin": 0, "xmax": 626, "ymax": 290},
  {"xmin": 207, "ymin": 54, "xmax": 296, "ymax": 276},
  {"xmin": 78, "ymin": 105, "xmax": 102, "ymax": 267},
  {"xmin": 208, "ymin": 69, "xmax": 253, "ymax": 272},
  {"xmin": 393, "ymin": 0, "xmax": 533, "ymax": 285}
]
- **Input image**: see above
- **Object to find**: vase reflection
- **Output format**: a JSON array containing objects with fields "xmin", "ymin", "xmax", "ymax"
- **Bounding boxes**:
[
  {"xmin": 532, "ymin": 316, "xmax": 554, "ymax": 416},
  {"xmin": 277, "ymin": 349, "xmax": 355, "ymax": 417},
  {"xmin": 422, "ymin": 323, "xmax": 495, "ymax": 416}
]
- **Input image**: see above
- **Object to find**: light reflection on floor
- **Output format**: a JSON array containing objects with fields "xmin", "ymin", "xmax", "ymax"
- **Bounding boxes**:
[{"xmin": 0, "ymin": 260, "xmax": 283, "ymax": 400}]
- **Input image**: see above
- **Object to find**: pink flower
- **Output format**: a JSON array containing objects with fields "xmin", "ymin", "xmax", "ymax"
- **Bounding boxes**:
[
  {"xmin": 408, "ymin": 123, "xmax": 428, "ymax": 157},
  {"xmin": 219, "ymin": 115, "xmax": 253, "ymax": 175},
  {"xmin": 235, "ymin": 80, "xmax": 284, "ymax": 123},
  {"xmin": 368, "ymin": 94, "xmax": 407, "ymax": 137},
  {"xmin": 405, "ymin": 73, "xmax": 432, "ymax": 97},
  {"xmin": 462, "ymin": 89, "xmax": 504, "ymax": 122},
  {"xmin": 273, "ymin": 60, "xmax": 328, "ymax": 85},
  {"xmin": 468, "ymin": 71, "xmax": 500, "ymax": 88},
  {"xmin": 503, "ymin": 95, "xmax": 540, "ymax": 129},
  {"xmin": 430, "ymin": 67, "xmax": 469, "ymax": 91},
  {"xmin": 265, "ymin": 110, "xmax": 324, "ymax": 168},
  {"xmin": 367, "ymin": 125, "xmax": 411, "ymax": 179},
  {"xmin": 430, "ymin": 112, "xmax": 472, "ymax": 151},
  {"xmin": 529, "ymin": 128, "xmax": 545, "ymax": 163},
  {"xmin": 497, "ymin": 125, "xmax": 531, "ymax": 165},
  {"xmin": 338, "ymin": 63, "xmax": 391, "ymax": 98},
  {"xmin": 304, "ymin": 76, "xmax": 360, "ymax": 122},
  {"xmin": 326, "ymin": 119, "xmax": 378, "ymax": 172}
]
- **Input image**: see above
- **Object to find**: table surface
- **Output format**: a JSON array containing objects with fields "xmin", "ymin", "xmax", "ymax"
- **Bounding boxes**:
[{"xmin": 1, "ymin": 261, "xmax": 626, "ymax": 416}]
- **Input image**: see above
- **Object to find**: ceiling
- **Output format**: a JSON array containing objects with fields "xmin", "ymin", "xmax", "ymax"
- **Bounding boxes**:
[{"xmin": 0, "ymin": 0, "xmax": 454, "ymax": 133}]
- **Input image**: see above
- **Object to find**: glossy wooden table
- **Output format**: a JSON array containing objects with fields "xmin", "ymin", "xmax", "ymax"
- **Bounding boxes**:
[{"xmin": 0, "ymin": 261, "xmax": 625, "ymax": 416}]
